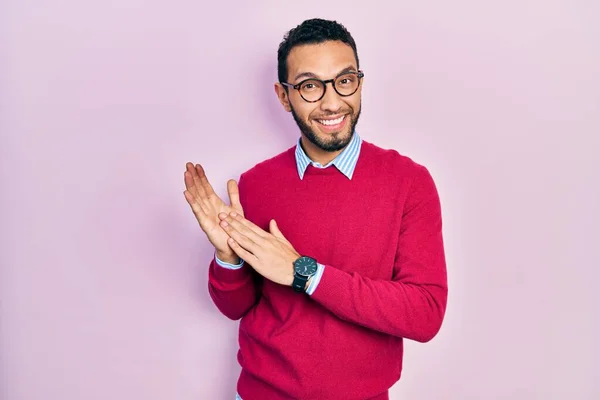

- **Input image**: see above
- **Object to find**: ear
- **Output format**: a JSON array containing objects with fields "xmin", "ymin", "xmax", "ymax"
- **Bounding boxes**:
[{"xmin": 274, "ymin": 83, "xmax": 292, "ymax": 112}]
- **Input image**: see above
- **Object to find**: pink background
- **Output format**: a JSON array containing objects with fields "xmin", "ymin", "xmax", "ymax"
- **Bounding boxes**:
[{"xmin": 2, "ymin": 1, "xmax": 599, "ymax": 399}]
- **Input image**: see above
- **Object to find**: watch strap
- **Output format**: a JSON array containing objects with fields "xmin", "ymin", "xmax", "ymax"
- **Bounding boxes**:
[{"xmin": 292, "ymin": 273, "xmax": 309, "ymax": 293}]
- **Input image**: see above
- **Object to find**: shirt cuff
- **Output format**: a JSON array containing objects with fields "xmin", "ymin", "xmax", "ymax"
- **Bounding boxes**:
[
  {"xmin": 214, "ymin": 252, "xmax": 244, "ymax": 270},
  {"xmin": 306, "ymin": 263, "xmax": 325, "ymax": 296}
]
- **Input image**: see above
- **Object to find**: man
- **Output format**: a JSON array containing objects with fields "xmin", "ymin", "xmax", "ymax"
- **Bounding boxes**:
[{"xmin": 183, "ymin": 18, "xmax": 448, "ymax": 400}]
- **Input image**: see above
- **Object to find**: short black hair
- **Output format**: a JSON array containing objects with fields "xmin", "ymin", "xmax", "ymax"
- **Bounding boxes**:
[{"xmin": 277, "ymin": 18, "xmax": 359, "ymax": 83}]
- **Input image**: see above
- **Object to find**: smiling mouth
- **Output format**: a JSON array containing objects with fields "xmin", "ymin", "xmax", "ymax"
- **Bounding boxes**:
[{"xmin": 316, "ymin": 115, "xmax": 346, "ymax": 126}]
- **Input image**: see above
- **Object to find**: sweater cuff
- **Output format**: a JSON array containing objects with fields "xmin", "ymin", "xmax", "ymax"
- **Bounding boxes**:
[
  {"xmin": 211, "ymin": 255, "xmax": 250, "ymax": 284},
  {"xmin": 308, "ymin": 263, "xmax": 348, "ymax": 302}
]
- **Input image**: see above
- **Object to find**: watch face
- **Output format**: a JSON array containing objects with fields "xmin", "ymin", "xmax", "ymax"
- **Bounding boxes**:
[{"xmin": 294, "ymin": 256, "xmax": 317, "ymax": 276}]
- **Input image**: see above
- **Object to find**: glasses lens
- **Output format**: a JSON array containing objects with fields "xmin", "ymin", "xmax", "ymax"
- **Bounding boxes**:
[
  {"xmin": 299, "ymin": 79, "xmax": 325, "ymax": 102},
  {"xmin": 335, "ymin": 73, "xmax": 360, "ymax": 96}
]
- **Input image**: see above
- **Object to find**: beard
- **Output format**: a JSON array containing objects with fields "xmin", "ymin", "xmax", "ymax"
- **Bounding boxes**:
[{"xmin": 290, "ymin": 103, "xmax": 361, "ymax": 152}]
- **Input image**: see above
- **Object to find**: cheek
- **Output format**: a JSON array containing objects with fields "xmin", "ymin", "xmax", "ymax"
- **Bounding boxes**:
[
  {"xmin": 350, "ymin": 99, "xmax": 361, "ymax": 115},
  {"xmin": 299, "ymin": 106, "xmax": 319, "ymax": 121},
  {"xmin": 349, "ymin": 89, "xmax": 362, "ymax": 111}
]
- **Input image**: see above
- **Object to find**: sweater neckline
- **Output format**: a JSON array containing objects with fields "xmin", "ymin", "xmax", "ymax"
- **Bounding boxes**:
[{"xmin": 291, "ymin": 141, "xmax": 368, "ymax": 178}]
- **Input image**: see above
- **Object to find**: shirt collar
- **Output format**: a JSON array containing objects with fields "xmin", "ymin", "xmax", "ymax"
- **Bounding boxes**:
[{"xmin": 295, "ymin": 131, "xmax": 362, "ymax": 180}]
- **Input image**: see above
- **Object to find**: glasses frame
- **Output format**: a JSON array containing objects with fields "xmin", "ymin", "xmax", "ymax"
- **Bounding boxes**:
[{"xmin": 281, "ymin": 70, "xmax": 364, "ymax": 103}]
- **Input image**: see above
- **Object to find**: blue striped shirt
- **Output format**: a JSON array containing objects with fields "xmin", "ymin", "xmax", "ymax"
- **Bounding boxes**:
[{"xmin": 294, "ymin": 130, "xmax": 362, "ymax": 180}]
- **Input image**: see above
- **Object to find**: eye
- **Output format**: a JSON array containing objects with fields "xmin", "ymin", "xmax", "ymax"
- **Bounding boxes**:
[
  {"xmin": 338, "ymin": 75, "xmax": 356, "ymax": 86},
  {"xmin": 300, "ymin": 79, "xmax": 322, "ymax": 92}
]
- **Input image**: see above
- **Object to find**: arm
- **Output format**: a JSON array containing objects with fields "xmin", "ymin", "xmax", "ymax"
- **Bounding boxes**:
[
  {"xmin": 181, "ymin": 163, "xmax": 261, "ymax": 321},
  {"xmin": 207, "ymin": 254, "xmax": 261, "ymax": 320},
  {"xmin": 309, "ymin": 166, "xmax": 447, "ymax": 342},
  {"xmin": 206, "ymin": 173, "xmax": 262, "ymax": 320}
]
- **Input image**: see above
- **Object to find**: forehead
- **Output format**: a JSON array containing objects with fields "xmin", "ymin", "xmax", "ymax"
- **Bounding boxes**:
[{"xmin": 287, "ymin": 40, "xmax": 357, "ymax": 81}]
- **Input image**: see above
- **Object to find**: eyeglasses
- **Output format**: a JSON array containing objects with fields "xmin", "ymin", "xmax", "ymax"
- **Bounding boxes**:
[{"xmin": 281, "ymin": 70, "xmax": 364, "ymax": 103}]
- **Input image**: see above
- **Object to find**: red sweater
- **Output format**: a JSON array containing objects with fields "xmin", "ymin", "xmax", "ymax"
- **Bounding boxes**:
[{"xmin": 208, "ymin": 140, "xmax": 448, "ymax": 400}]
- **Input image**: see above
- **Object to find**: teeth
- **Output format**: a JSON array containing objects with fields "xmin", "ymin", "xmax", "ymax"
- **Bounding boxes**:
[{"xmin": 318, "ymin": 115, "xmax": 345, "ymax": 126}]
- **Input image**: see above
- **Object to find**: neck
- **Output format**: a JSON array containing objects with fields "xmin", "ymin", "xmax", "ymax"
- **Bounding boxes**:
[{"xmin": 299, "ymin": 137, "xmax": 345, "ymax": 165}]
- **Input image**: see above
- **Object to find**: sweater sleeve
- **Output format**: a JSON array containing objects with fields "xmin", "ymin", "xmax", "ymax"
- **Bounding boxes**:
[
  {"xmin": 208, "ymin": 257, "xmax": 260, "ymax": 320},
  {"xmin": 207, "ymin": 173, "xmax": 261, "ymax": 320},
  {"xmin": 309, "ymin": 165, "xmax": 448, "ymax": 342}
]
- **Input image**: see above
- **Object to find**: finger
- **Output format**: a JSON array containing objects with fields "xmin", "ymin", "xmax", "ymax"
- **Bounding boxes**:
[
  {"xmin": 227, "ymin": 237, "xmax": 258, "ymax": 266},
  {"xmin": 184, "ymin": 171, "xmax": 201, "ymax": 199},
  {"xmin": 184, "ymin": 163, "xmax": 201, "ymax": 197},
  {"xmin": 220, "ymin": 220, "xmax": 260, "ymax": 253},
  {"xmin": 227, "ymin": 179, "xmax": 243, "ymax": 215},
  {"xmin": 183, "ymin": 190, "xmax": 208, "ymax": 217},
  {"xmin": 195, "ymin": 164, "xmax": 217, "ymax": 199},
  {"xmin": 185, "ymin": 162, "xmax": 209, "ymax": 200},
  {"xmin": 190, "ymin": 164, "xmax": 209, "ymax": 199},
  {"xmin": 269, "ymin": 219, "xmax": 289, "ymax": 243},
  {"xmin": 225, "ymin": 212, "xmax": 269, "ymax": 239}
]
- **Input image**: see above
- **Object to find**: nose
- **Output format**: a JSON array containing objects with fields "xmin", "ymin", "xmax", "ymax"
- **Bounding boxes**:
[{"xmin": 319, "ymin": 82, "xmax": 344, "ymax": 113}]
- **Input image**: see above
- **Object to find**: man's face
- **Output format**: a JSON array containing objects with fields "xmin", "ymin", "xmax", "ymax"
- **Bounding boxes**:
[{"xmin": 275, "ymin": 40, "xmax": 362, "ymax": 153}]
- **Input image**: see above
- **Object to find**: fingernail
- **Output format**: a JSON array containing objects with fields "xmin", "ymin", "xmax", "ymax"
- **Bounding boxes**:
[
  {"xmin": 230, "ymin": 212, "xmax": 237, "ymax": 217},
  {"xmin": 221, "ymin": 221, "xmax": 228, "ymax": 227}
]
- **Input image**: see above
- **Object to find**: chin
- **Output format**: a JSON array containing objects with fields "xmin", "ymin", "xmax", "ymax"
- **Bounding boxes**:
[
  {"xmin": 310, "ymin": 126, "xmax": 354, "ymax": 152},
  {"xmin": 291, "ymin": 105, "xmax": 359, "ymax": 153}
]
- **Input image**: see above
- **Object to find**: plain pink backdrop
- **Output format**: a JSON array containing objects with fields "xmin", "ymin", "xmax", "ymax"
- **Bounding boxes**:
[{"xmin": 1, "ymin": 1, "xmax": 599, "ymax": 399}]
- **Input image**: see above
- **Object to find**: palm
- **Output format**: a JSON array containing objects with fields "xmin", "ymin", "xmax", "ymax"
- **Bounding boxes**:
[{"xmin": 183, "ymin": 163, "xmax": 243, "ymax": 255}]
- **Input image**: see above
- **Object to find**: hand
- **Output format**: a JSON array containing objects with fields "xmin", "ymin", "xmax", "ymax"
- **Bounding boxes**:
[
  {"xmin": 218, "ymin": 211, "xmax": 300, "ymax": 287},
  {"xmin": 183, "ymin": 162, "xmax": 244, "ymax": 262}
]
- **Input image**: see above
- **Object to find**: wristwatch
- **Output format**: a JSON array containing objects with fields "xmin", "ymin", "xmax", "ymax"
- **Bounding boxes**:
[{"xmin": 292, "ymin": 256, "xmax": 318, "ymax": 293}]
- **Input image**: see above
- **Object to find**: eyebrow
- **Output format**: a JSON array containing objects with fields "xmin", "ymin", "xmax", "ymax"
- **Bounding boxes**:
[{"xmin": 293, "ymin": 65, "xmax": 357, "ymax": 82}]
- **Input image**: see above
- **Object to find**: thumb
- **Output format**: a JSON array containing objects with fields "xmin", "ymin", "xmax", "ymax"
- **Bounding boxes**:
[
  {"xmin": 227, "ymin": 179, "xmax": 244, "ymax": 215},
  {"xmin": 269, "ymin": 219, "xmax": 287, "ymax": 241}
]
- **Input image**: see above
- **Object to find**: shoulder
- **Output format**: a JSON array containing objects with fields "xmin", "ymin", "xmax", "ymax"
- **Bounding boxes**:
[
  {"xmin": 235, "ymin": 145, "xmax": 296, "ymax": 223},
  {"xmin": 238, "ymin": 145, "xmax": 296, "ymax": 186},
  {"xmin": 361, "ymin": 140, "xmax": 432, "ymax": 180},
  {"xmin": 360, "ymin": 140, "xmax": 440, "ymax": 208}
]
